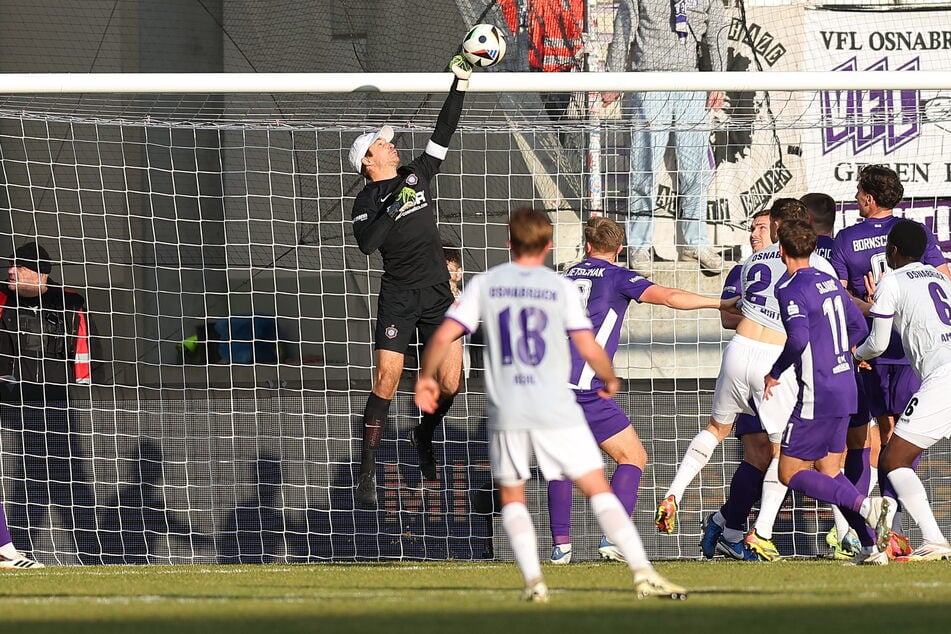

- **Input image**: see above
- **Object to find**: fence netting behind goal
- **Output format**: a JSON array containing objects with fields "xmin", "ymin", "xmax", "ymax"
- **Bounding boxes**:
[{"xmin": 1, "ymin": 0, "xmax": 951, "ymax": 564}]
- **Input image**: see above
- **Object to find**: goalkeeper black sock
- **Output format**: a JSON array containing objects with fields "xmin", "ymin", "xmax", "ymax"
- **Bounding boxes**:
[
  {"xmin": 417, "ymin": 395, "xmax": 454, "ymax": 443},
  {"xmin": 360, "ymin": 393, "xmax": 392, "ymax": 476}
]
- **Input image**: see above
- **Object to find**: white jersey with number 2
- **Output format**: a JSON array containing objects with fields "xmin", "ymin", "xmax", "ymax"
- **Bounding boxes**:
[{"xmin": 446, "ymin": 262, "xmax": 593, "ymax": 432}]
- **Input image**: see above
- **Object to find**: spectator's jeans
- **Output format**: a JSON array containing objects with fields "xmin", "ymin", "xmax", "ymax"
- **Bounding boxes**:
[{"xmin": 626, "ymin": 90, "xmax": 712, "ymax": 251}]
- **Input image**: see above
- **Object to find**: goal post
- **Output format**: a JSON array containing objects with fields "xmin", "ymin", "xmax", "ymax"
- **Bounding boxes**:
[{"xmin": 5, "ymin": 0, "xmax": 951, "ymax": 563}]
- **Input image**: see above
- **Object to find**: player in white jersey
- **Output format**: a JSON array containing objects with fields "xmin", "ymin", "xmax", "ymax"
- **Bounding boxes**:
[
  {"xmin": 854, "ymin": 220, "xmax": 951, "ymax": 561},
  {"xmin": 656, "ymin": 199, "xmax": 837, "ymax": 561},
  {"xmin": 415, "ymin": 208, "xmax": 687, "ymax": 601}
]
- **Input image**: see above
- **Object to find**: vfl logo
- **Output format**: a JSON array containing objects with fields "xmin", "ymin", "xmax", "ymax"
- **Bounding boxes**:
[
  {"xmin": 384, "ymin": 325, "xmax": 399, "ymax": 339},
  {"xmin": 821, "ymin": 56, "xmax": 920, "ymax": 156},
  {"xmin": 405, "ymin": 174, "xmax": 418, "ymax": 186}
]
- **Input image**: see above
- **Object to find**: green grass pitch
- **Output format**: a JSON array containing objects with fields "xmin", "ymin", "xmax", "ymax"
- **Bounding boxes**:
[{"xmin": 0, "ymin": 559, "xmax": 948, "ymax": 633}]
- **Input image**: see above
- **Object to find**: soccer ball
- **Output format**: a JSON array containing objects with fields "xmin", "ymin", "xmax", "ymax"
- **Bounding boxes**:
[{"xmin": 461, "ymin": 24, "xmax": 506, "ymax": 68}]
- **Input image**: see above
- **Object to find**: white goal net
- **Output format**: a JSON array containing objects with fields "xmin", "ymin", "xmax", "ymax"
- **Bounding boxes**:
[{"xmin": 0, "ymin": 0, "xmax": 950, "ymax": 564}]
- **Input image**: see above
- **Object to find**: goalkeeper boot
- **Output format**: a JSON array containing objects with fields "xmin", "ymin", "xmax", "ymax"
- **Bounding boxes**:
[
  {"xmin": 409, "ymin": 425, "xmax": 437, "ymax": 481},
  {"xmin": 744, "ymin": 530, "xmax": 781, "ymax": 561},
  {"xmin": 633, "ymin": 569, "xmax": 688, "ymax": 600},
  {"xmin": 0, "ymin": 553, "xmax": 44, "ymax": 570},
  {"xmin": 824, "ymin": 526, "xmax": 855, "ymax": 560},
  {"xmin": 521, "ymin": 578, "xmax": 550, "ymax": 603},
  {"xmin": 549, "ymin": 543, "xmax": 572, "ymax": 565},
  {"xmin": 700, "ymin": 513, "xmax": 724, "ymax": 559},
  {"xmin": 655, "ymin": 495, "xmax": 678, "ymax": 534},
  {"xmin": 355, "ymin": 472, "xmax": 377, "ymax": 508},
  {"xmin": 598, "ymin": 536, "xmax": 625, "ymax": 563},
  {"xmin": 895, "ymin": 541, "xmax": 951, "ymax": 562}
]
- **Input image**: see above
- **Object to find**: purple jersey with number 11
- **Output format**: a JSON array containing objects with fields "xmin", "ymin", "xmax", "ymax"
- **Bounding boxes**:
[
  {"xmin": 771, "ymin": 268, "xmax": 869, "ymax": 419},
  {"xmin": 564, "ymin": 258, "xmax": 654, "ymax": 392}
]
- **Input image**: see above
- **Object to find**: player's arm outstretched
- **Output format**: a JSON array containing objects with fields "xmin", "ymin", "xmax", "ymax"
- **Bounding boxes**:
[{"xmin": 638, "ymin": 284, "xmax": 737, "ymax": 312}]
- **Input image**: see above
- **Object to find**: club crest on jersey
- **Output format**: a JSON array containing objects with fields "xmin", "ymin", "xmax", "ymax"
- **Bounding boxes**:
[
  {"xmin": 384, "ymin": 325, "xmax": 399, "ymax": 339},
  {"xmin": 405, "ymin": 174, "xmax": 418, "ymax": 186}
]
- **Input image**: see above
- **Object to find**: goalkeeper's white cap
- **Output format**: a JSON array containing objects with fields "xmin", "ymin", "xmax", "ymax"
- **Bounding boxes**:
[{"xmin": 349, "ymin": 125, "xmax": 394, "ymax": 175}]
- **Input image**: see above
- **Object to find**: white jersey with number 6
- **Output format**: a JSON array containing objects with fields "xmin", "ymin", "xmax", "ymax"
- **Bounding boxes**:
[
  {"xmin": 446, "ymin": 262, "xmax": 593, "ymax": 432},
  {"xmin": 869, "ymin": 262, "xmax": 951, "ymax": 380}
]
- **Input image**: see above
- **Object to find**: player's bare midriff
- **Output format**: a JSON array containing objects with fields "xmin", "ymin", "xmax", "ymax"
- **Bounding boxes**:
[{"xmin": 735, "ymin": 317, "xmax": 786, "ymax": 346}]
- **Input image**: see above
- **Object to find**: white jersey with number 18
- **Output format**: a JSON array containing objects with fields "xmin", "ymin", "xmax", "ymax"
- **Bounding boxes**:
[{"xmin": 446, "ymin": 262, "xmax": 593, "ymax": 432}]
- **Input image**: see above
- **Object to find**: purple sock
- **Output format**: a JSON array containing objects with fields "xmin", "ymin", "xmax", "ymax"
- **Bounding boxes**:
[
  {"xmin": 0, "ymin": 504, "xmax": 12, "ymax": 547},
  {"xmin": 789, "ymin": 470, "xmax": 865, "ymax": 510},
  {"xmin": 831, "ymin": 474, "xmax": 876, "ymax": 547},
  {"xmin": 844, "ymin": 447, "xmax": 871, "ymax": 494},
  {"xmin": 610, "ymin": 464, "xmax": 642, "ymax": 517},
  {"xmin": 720, "ymin": 461, "xmax": 764, "ymax": 530},
  {"xmin": 547, "ymin": 479, "xmax": 573, "ymax": 545}
]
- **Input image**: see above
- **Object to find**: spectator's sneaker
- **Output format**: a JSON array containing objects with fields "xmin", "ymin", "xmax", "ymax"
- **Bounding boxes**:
[
  {"xmin": 0, "ymin": 554, "xmax": 44, "ymax": 570},
  {"xmin": 409, "ymin": 426, "xmax": 437, "ymax": 480},
  {"xmin": 744, "ymin": 530, "xmax": 781, "ymax": 561},
  {"xmin": 633, "ymin": 569, "xmax": 688, "ymax": 600},
  {"xmin": 679, "ymin": 246, "xmax": 723, "ymax": 273},
  {"xmin": 598, "ymin": 536, "xmax": 626, "ymax": 563},
  {"xmin": 863, "ymin": 496, "xmax": 897, "ymax": 552},
  {"xmin": 655, "ymin": 495, "xmax": 678, "ymax": 534},
  {"xmin": 716, "ymin": 536, "xmax": 760, "ymax": 561},
  {"xmin": 895, "ymin": 541, "xmax": 951, "ymax": 562},
  {"xmin": 700, "ymin": 513, "xmax": 723, "ymax": 559},
  {"xmin": 629, "ymin": 248, "xmax": 652, "ymax": 267},
  {"xmin": 847, "ymin": 549, "xmax": 889, "ymax": 566},
  {"xmin": 521, "ymin": 579, "xmax": 550, "ymax": 603},
  {"xmin": 887, "ymin": 530, "xmax": 912, "ymax": 559},
  {"xmin": 355, "ymin": 472, "xmax": 377, "ymax": 508},
  {"xmin": 549, "ymin": 544, "xmax": 572, "ymax": 565}
]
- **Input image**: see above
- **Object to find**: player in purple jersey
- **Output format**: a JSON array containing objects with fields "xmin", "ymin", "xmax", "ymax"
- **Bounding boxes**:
[
  {"xmin": 802, "ymin": 191, "xmax": 864, "ymax": 558},
  {"xmin": 830, "ymin": 165, "xmax": 949, "ymax": 552},
  {"xmin": 856, "ymin": 220, "xmax": 951, "ymax": 561},
  {"xmin": 546, "ymin": 217, "xmax": 732, "ymax": 564},
  {"xmin": 765, "ymin": 219, "xmax": 895, "ymax": 565},
  {"xmin": 416, "ymin": 208, "xmax": 687, "ymax": 601}
]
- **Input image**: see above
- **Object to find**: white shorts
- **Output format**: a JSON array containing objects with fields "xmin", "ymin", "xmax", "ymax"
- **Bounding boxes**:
[
  {"xmin": 894, "ymin": 366, "xmax": 951, "ymax": 449},
  {"xmin": 488, "ymin": 424, "xmax": 604, "ymax": 487},
  {"xmin": 711, "ymin": 334, "xmax": 797, "ymax": 439}
]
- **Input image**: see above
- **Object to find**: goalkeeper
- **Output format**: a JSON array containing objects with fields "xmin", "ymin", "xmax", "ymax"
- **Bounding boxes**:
[{"xmin": 348, "ymin": 55, "xmax": 473, "ymax": 507}]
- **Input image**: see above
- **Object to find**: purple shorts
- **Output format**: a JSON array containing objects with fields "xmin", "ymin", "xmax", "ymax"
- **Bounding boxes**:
[
  {"xmin": 576, "ymin": 391, "xmax": 631, "ymax": 445},
  {"xmin": 854, "ymin": 363, "xmax": 919, "ymax": 423},
  {"xmin": 735, "ymin": 413, "xmax": 763, "ymax": 437},
  {"xmin": 781, "ymin": 415, "xmax": 849, "ymax": 461}
]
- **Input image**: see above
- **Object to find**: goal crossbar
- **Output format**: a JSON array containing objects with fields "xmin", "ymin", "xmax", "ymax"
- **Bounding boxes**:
[{"xmin": 1, "ymin": 71, "xmax": 949, "ymax": 94}]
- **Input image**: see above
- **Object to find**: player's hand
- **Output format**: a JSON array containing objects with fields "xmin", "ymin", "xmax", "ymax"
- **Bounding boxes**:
[
  {"xmin": 414, "ymin": 376, "xmax": 440, "ymax": 414},
  {"xmin": 863, "ymin": 270, "xmax": 880, "ymax": 302},
  {"xmin": 719, "ymin": 295, "xmax": 741, "ymax": 314},
  {"xmin": 449, "ymin": 55, "xmax": 473, "ymax": 81},
  {"xmin": 763, "ymin": 374, "xmax": 780, "ymax": 400},
  {"xmin": 598, "ymin": 376, "xmax": 621, "ymax": 399}
]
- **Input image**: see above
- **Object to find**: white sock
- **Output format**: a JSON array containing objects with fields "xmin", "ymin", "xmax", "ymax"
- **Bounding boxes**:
[
  {"xmin": 501, "ymin": 502, "xmax": 542, "ymax": 584},
  {"xmin": 664, "ymin": 429, "xmax": 719, "ymax": 500},
  {"xmin": 831, "ymin": 504, "xmax": 851, "ymax": 540},
  {"xmin": 0, "ymin": 542, "xmax": 18, "ymax": 559},
  {"xmin": 888, "ymin": 467, "xmax": 947, "ymax": 545},
  {"xmin": 868, "ymin": 466, "xmax": 879, "ymax": 495},
  {"xmin": 753, "ymin": 458, "xmax": 787, "ymax": 540},
  {"xmin": 590, "ymin": 492, "xmax": 651, "ymax": 571}
]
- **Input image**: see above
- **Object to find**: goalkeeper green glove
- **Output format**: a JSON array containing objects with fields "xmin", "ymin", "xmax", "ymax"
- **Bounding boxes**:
[{"xmin": 449, "ymin": 55, "xmax": 473, "ymax": 90}]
